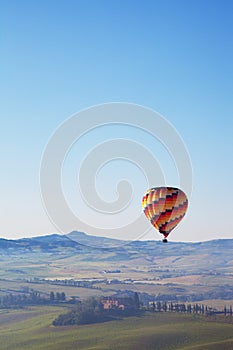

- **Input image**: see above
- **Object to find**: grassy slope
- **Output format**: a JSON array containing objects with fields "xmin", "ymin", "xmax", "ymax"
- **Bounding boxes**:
[{"xmin": 0, "ymin": 307, "xmax": 233, "ymax": 350}]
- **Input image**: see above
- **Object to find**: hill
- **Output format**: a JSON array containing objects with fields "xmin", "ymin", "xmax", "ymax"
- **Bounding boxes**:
[
  {"xmin": 0, "ymin": 232, "xmax": 232, "ymax": 304},
  {"xmin": 0, "ymin": 307, "xmax": 233, "ymax": 350}
]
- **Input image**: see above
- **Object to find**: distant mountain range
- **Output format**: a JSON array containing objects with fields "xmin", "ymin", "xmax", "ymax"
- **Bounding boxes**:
[
  {"xmin": 0, "ymin": 231, "xmax": 126, "ymax": 251},
  {"xmin": 0, "ymin": 231, "xmax": 232, "ymax": 302},
  {"xmin": 0, "ymin": 231, "xmax": 233, "ymax": 268}
]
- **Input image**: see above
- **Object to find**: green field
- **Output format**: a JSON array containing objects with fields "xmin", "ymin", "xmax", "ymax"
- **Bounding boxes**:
[{"xmin": 0, "ymin": 307, "xmax": 233, "ymax": 350}]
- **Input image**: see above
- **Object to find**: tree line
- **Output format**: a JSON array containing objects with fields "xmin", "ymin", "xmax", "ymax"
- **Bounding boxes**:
[
  {"xmin": 149, "ymin": 301, "xmax": 233, "ymax": 316},
  {"xmin": 53, "ymin": 296, "xmax": 233, "ymax": 326},
  {"xmin": 0, "ymin": 291, "xmax": 67, "ymax": 308}
]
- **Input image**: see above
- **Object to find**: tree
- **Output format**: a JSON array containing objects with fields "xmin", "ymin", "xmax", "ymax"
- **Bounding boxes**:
[
  {"xmin": 61, "ymin": 292, "xmax": 66, "ymax": 301},
  {"xmin": 152, "ymin": 302, "xmax": 156, "ymax": 312},
  {"xmin": 180, "ymin": 304, "xmax": 186, "ymax": 313},
  {"xmin": 56, "ymin": 292, "xmax": 61, "ymax": 301},
  {"xmin": 170, "ymin": 302, "xmax": 174, "ymax": 312},
  {"xmin": 157, "ymin": 301, "xmax": 161, "ymax": 312},
  {"xmin": 84, "ymin": 297, "xmax": 98, "ymax": 310},
  {"xmin": 187, "ymin": 304, "xmax": 192, "ymax": 313},
  {"xmin": 50, "ymin": 292, "xmax": 55, "ymax": 302},
  {"xmin": 224, "ymin": 306, "xmax": 227, "ymax": 316},
  {"xmin": 162, "ymin": 302, "xmax": 167, "ymax": 312},
  {"xmin": 134, "ymin": 292, "xmax": 140, "ymax": 309}
]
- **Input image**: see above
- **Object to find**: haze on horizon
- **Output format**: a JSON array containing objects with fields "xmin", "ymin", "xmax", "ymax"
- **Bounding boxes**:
[{"xmin": 0, "ymin": 0, "xmax": 232, "ymax": 242}]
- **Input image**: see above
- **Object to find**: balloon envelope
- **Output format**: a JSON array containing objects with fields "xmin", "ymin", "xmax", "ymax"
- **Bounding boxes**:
[{"xmin": 142, "ymin": 187, "xmax": 188, "ymax": 238}]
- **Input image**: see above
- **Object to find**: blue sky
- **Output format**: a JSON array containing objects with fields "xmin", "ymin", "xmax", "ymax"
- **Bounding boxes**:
[{"xmin": 0, "ymin": 0, "xmax": 233, "ymax": 241}]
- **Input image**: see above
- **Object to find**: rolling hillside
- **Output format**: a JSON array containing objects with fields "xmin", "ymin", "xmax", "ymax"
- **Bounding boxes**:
[
  {"xmin": 0, "ymin": 307, "xmax": 232, "ymax": 350},
  {"xmin": 0, "ymin": 232, "xmax": 232, "ymax": 304}
]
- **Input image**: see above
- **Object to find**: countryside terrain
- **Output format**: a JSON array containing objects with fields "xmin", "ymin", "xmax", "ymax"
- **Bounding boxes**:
[
  {"xmin": 0, "ymin": 232, "xmax": 233, "ymax": 349},
  {"xmin": 0, "ymin": 231, "xmax": 232, "ymax": 306},
  {"xmin": 0, "ymin": 306, "xmax": 233, "ymax": 350}
]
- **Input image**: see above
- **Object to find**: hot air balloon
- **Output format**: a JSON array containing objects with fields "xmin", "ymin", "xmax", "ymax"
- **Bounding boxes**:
[{"xmin": 142, "ymin": 187, "xmax": 188, "ymax": 242}]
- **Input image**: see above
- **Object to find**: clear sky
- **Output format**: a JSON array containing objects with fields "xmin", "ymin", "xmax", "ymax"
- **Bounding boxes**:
[{"xmin": 0, "ymin": 0, "xmax": 233, "ymax": 242}]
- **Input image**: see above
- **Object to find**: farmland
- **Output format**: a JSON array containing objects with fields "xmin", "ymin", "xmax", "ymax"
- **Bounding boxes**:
[
  {"xmin": 0, "ymin": 233, "xmax": 233, "ymax": 306},
  {"xmin": 0, "ymin": 307, "xmax": 232, "ymax": 350},
  {"xmin": 0, "ymin": 233, "xmax": 233, "ymax": 349}
]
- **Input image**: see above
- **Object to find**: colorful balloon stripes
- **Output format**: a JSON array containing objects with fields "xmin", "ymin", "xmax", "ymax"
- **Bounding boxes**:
[{"xmin": 142, "ymin": 187, "xmax": 188, "ymax": 240}]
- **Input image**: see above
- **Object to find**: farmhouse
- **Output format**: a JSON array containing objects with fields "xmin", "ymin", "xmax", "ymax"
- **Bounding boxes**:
[{"xmin": 101, "ymin": 297, "xmax": 125, "ymax": 310}]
